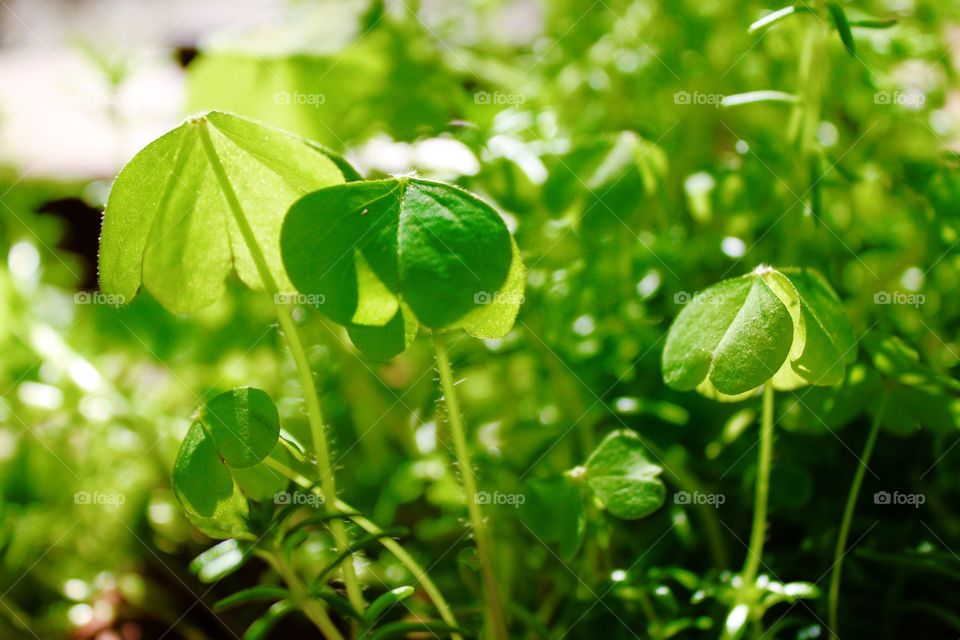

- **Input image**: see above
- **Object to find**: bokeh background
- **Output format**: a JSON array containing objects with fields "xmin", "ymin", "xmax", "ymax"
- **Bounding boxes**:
[{"xmin": 1, "ymin": 0, "xmax": 959, "ymax": 638}]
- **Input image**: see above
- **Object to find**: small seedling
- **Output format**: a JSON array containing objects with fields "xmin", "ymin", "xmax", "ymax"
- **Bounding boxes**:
[
  {"xmin": 662, "ymin": 265, "xmax": 854, "ymax": 638},
  {"xmin": 99, "ymin": 112, "xmax": 460, "ymax": 637},
  {"xmin": 281, "ymin": 176, "xmax": 525, "ymax": 639}
]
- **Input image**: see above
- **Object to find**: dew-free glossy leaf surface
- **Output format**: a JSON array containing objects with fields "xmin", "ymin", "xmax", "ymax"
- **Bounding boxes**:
[
  {"xmin": 782, "ymin": 268, "xmax": 855, "ymax": 385},
  {"xmin": 173, "ymin": 422, "xmax": 234, "ymax": 518},
  {"xmin": 281, "ymin": 177, "xmax": 517, "ymax": 334},
  {"xmin": 99, "ymin": 111, "xmax": 344, "ymax": 313},
  {"xmin": 585, "ymin": 430, "xmax": 665, "ymax": 520},
  {"xmin": 662, "ymin": 270, "xmax": 794, "ymax": 395},
  {"xmin": 202, "ymin": 387, "xmax": 281, "ymax": 469}
]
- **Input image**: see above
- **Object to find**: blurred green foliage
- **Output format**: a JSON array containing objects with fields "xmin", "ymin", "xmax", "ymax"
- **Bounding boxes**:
[{"xmin": 1, "ymin": 0, "xmax": 960, "ymax": 637}]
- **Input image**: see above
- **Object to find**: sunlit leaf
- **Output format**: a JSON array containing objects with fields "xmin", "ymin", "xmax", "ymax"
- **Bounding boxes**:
[
  {"xmin": 662, "ymin": 267, "xmax": 794, "ymax": 396},
  {"xmin": 281, "ymin": 177, "xmax": 519, "ymax": 337},
  {"xmin": 173, "ymin": 422, "xmax": 235, "ymax": 518},
  {"xmin": 99, "ymin": 111, "xmax": 344, "ymax": 313},
  {"xmin": 202, "ymin": 387, "xmax": 281, "ymax": 469}
]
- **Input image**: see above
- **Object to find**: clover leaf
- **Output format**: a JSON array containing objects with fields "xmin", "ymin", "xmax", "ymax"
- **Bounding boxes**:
[
  {"xmin": 281, "ymin": 177, "xmax": 524, "ymax": 359},
  {"xmin": 173, "ymin": 387, "xmax": 286, "ymax": 532},
  {"xmin": 663, "ymin": 267, "xmax": 794, "ymax": 396},
  {"xmin": 584, "ymin": 430, "xmax": 665, "ymax": 520},
  {"xmin": 201, "ymin": 387, "xmax": 281, "ymax": 469},
  {"xmin": 662, "ymin": 266, "xmax": 855, "ymax": 398},
  {"xmin": 99, "ymin": 110, "xmax": 344, "ymax": 313}
]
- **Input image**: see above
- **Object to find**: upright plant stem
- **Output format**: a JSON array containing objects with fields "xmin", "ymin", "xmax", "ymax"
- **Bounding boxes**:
[
  {"xmin": 828, "ymin": 393, "xmax": 888, "ymax": 640},
  {"xmin": 262, "ymin": 455, "xmax": 462, "ymax": 640},
  {"xmin": 742, "ymin": 382, "xmax": 775, "ymax": 587},
  {"xmin": 433, "ymin": 333, "xmax": 508, "ymax": 640},
  {"xmin": 271, "ymin": 551, "xmax": 346, "ymax": 640},
  {"xmin": 197, "ymin": 121, "xmax": 365, "ymax": 615}
]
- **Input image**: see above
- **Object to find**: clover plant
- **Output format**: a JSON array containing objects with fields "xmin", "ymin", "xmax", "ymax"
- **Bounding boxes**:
[{"xmin": 662, "ymin": 265, "xmax": 854, "ymax": 638}]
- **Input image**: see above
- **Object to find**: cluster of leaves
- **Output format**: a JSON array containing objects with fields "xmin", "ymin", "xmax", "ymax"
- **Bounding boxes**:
[{"xmin": 2, "ymin": 0, "xmax": 960, "ymax": 638}]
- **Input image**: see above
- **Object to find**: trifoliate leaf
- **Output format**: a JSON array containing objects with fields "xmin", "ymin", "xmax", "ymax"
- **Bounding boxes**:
[
  {"xmin": 781, "ymin": 268, "xmax": 855, "ymax": 386},
  {"xmin": 201, "ymin": 387, "xmax": 281, "ymax": 469},
  {"xmin": 281, "ymin": 177, "xmax": 518, "ymax": 333},
  {"xmin": 99, "ymin": 111, "xmax": 344, "ymax": 313},
  {"xmin": 662, "ymin": 267, "xmax": 794, "ymax": 396},
  {"xmin": 173, "ymin": 422, "xmax": 235, "ymax": 518},
  {"xmin": 584, "ymin": 430, "xmax": 665, "ymax": 520}
]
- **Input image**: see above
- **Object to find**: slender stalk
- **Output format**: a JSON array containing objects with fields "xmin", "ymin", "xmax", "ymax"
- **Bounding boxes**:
[
  {"xmin": 433, "ymin": 332, "xmax": 508, "ymax": 640},
  {"xmin": 263, "ymin": 456, "xmax": 463, "ymax": 640},
  {"xmin": 270, "ymin": 550, "xmax": 346, "ymax": 640},
  {"xmin": 827, "ymin": 392, "xmax": 888, "ymax": 640},
  {"xmin": 196, "ymin": 120, "xmax": 365, "ymax": 615},
  {"xmin": 742, "ymin": 382, "xmax": 775, "ymax": 587}
]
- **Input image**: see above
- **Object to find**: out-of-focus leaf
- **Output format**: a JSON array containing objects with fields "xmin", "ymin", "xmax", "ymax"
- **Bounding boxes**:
[{"xmin": 584, "ymin": 430, "xmax": 665, "ymax": 520}]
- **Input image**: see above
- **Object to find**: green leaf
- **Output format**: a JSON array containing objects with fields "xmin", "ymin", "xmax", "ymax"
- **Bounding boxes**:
[
  {"xmin": 99, "ymin": 111, "xmax": 344, "ymax": 313},
  {"xmin": 848, "ymin": 17, "xmax": 897, "ymax": 29},
  {"xmin": 864, "ymin": 333, "xmax": 960, "ymax": 392},
  {"xmin": 827, "ymin": 2, "xmax": 857, "ymax": 56},
  {"xmin": 520, "ymin": 475, "xmax": 585, "ymax": 559},
  {"xmin": 542, "ymin": 131, "xmax": 667, "ymax": 219},
  {"xmin": 201, "ymin": 387, "xmax": 281, "ymax": 469},
  {"xmin": 662, "ymin": 267, "xmax": 794, "ymax": 396},
  {"xmin": 189, "ymin": 538, "xmax": 254, "ymax": 583},
  {"xmin": 780, "ymin": 268, "xmax": 855, "ymax": 386},
  {"xmin": 281, "ymin": 177, "xmax": 518, "ymax": 331},
  {"xmin": 584, "ymin": 430, "xmax": 665, "ymax": 520},
  {"xmin": 363, "ymin": 586, "xmax": 416, "ymax": 625},
  {"xmin": 748, "ymin": 6, "xmax": 798, "ymax": 33},
  {"xmin": 230, "ymin": 447, "xmax": 289, "ymax": 502},
  {"xmin": 243, "ymin": 600, "xmax": 295, "ymax": 640},
  {"xmin": 311, "ymin": 587, "xmax": 364, "ymax": 621},
  {"xmin": 369, "ymin": 622, "xmax": 465, "ymax": 640},
  {"xmin": 346, "ymin": 303, "xmax": 419, "ymax": 361},
  {"xmin": 446, "ymin": 237, "xmax": 525, "ymax": 339},
  {"xmin": 721, "ymin": 91, "xmax": 799, "ymax": 108},
  {"xmin": 173, "ymin": 422, "xmax": 235, "ymax": 518},
  {"xmin": 313, "ymin": 528, "xmax": 407, "ymax": 587},
  {"xmin": 214, "ymin": 587, "xmax": 291, "ymax": 612}
]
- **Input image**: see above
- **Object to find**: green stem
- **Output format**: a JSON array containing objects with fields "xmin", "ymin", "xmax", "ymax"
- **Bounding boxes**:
[
  {"xmin": 827, "ymin": 392, "xmax": 888, "ymax": 640},
  {"xmin": 263, "ymin": 457, "xmax": 463, "ymax": 640},
  {"xmin": 742, "ymin": 382, "xmax": 775, "ymax": 588},
  {"xmin": 433, "ymin": 332, "xmax": 508, "ymax": 640},
  {"xmin": 196, "ymin": 119, "xmax": 365, "ymax": 616},
  {"xmin": 270, "ymin": 550, "xmax": 346, "ymax": 640}
]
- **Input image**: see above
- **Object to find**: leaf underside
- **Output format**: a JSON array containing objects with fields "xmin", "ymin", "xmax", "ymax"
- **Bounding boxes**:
[{"xmin": 99, "ymin": 110, "xmax": 344, "ymax": 313}]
